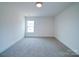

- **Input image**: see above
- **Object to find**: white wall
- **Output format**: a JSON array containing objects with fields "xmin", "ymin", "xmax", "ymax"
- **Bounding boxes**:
[
  {"xmin": 0, "ymin": 3, "xmax": 25, "ymax": 53},
  {"xmin": 26, "ymin": 16, "xmax": 54, "ymax": 37},
  {"xmin": 54, "ymin": 3, "xmax": 79, "ymax": 54}
]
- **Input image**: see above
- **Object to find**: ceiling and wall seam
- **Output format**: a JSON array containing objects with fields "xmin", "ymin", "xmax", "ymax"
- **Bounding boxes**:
[{"xmin": 54, "ymin": 2, "xmax": 75, "ymax": 17}]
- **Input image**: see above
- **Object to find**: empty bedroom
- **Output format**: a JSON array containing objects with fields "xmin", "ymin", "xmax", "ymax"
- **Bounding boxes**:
[{"xmin": 0, "ymin": 2, "xmax": 79, "ymax": 57}]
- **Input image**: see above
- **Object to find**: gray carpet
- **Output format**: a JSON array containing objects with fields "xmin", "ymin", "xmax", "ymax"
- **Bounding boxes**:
[{"xmin": 0, "ymin": 37, "xmax": 78, "ymax": 57}]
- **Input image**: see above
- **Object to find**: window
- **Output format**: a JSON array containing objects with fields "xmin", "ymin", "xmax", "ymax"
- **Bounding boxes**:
[{"xmin": 27, "ymin": 20, "xmax": 34, "ymax": 33}]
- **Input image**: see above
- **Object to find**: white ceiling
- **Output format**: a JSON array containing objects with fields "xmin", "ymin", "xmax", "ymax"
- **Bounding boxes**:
[{"xmin": 1, "ymin": 2, "xmax": 73, "ymax": 16}]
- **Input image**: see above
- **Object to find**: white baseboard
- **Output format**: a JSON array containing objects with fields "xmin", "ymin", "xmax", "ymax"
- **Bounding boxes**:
[
  {"xmin": 0, "ymin": 34, "xmax": 24, "ymax": 54},
  {"xmin": 25, "ymin": 36, "xmax": 55, "ymax": 38},
  {"xmin": 54, "ymin": 36, "xmax": 79, "ymax": 55}
]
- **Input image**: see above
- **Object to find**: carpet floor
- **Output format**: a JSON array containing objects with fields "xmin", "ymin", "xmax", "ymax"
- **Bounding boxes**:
[{"xmin": 0, "ymin": 37, "xmax": 78, "ymax": 57}]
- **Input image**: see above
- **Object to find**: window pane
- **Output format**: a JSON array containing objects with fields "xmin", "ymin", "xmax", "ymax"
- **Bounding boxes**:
[
  {"xmin": 27, "ymin": 27, "xmax": 34, "ymax": 32},
  {"xmin": 27, "ymin": 21, "xmax": 34, "ymax": 26}
]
